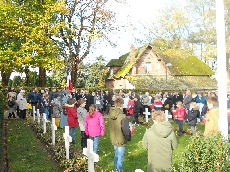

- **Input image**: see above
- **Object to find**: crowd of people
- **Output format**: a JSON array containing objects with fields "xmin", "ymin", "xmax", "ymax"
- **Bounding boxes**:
[{"xmin": 6, "ymin": 86, "xmax": 227, "ymax": 171}]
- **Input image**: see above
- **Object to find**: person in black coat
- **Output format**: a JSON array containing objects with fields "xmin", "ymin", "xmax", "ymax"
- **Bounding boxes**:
[
  {"xmin": 103, "ymin": 91, "xmax": 112, "ymax": 115},
  {"xmin": 133, "ymin": 95, "xmax": 141, "ymax": 126},
  {"xmin": 187, "ymin": 102, "xmax": 199, "ymax": 136}
]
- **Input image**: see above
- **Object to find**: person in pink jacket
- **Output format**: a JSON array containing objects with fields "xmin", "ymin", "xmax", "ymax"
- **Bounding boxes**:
[
  {"xmin": 85, "ymin": 104, "xmax": 105, "ymax": 153},
  {"xmin": 172, "ymin": 101, "xmax": 186, "ymax": 136}
]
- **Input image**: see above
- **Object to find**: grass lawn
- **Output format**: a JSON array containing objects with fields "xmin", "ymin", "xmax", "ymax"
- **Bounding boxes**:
[
  {"xmin": 72, "ymin": 118, "xmax": 205, "ymax": 171},
  {"xmin": 6, "ymin": 120, "xmax": 62, "ymax": 172},
  {"xmin": 6, "ymin": 118, "xmax": 205, "ymax": 172}
]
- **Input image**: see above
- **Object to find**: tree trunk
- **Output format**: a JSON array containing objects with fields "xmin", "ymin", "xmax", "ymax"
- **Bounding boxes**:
[
  {"xmin": 39, "ymin": 67, "xmax": 46, "ymax": 87},
  {"xmin": 25, "ymin": 66, "xmax": 29, "ymax": 86},
  {"xmin": 1, "ymin": 70, "xmax": 11, "ymax": 86}
]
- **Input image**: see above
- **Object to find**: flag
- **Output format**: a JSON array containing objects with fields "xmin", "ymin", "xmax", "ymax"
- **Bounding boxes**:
[{"xmin": 66, "ymin": 69, "xmax": 72, "ymax": 92}]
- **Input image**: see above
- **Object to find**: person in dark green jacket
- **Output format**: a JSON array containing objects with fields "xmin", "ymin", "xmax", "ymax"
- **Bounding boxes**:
[
  {"xmin": 109, "ymin": 97, "xmax": 131, "ymax": 172},
  {"xmin": 142, "ymin": 111, "xmax": 177, "ymax": 172}
]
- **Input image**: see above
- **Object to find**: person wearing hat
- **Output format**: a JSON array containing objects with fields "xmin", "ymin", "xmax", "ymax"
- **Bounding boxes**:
[
  {"xmin": 195, "ymin": 91, "xmax": 207, "ymax": 121},
  {"xmin": 7, "ymin": 87, "xmax": 17, "ymax": 118},
  {"xmin": 16, "ymin": 90, "xmax": 27, "ymax": 119}
]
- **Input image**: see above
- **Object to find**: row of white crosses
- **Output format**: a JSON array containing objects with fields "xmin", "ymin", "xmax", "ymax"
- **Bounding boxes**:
[
  {"xmin": 143, "ymin": 108, "xmax": 172, "ymax": 123},
  {"xmin": 31, "ymin": 106, "xmax": 98, "ymax": 172}
]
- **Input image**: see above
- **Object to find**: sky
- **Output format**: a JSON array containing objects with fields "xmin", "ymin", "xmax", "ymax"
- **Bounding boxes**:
[{"xmin": 86, "ymin": 0, "xmax": 165, "ymax": 63}]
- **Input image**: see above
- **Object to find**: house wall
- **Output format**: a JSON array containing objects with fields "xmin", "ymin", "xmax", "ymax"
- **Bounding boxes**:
[
  {"xmin": 132, "ymin": 48, "xmax": 170, "ymax": 76},
  {"xmin": 106, "ymin": 78, "xmax": 134, "ymax": 89}
]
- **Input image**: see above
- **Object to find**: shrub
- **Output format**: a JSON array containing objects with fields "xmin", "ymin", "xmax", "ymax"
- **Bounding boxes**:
[
  {"xmin": 176, "ymin": 133, "xmax": 230, "ymax": 171},
  {"xmin": 0, "ymin": 92, "xmax": 4, "ymax": 171}
]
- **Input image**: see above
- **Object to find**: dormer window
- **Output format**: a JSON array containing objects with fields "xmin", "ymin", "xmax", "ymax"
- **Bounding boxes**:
[{"xmin": 142, "ymin": 62, "xmax": 152, "ymax": 73}]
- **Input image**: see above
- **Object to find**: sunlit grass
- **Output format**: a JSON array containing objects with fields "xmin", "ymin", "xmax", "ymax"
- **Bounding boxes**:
[
  {"xmin": 7, "ymin": 120, "xmax": 61, "ymax": 172},
  {"xmin": 6, "ymin": 118, "xmax": 205, "ymax": 172}
]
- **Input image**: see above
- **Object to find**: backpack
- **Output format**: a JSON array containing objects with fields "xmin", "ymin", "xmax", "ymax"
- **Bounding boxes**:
[{"xmin": 8, "ymin": 99, "xmax": 15, "ymax": 107}]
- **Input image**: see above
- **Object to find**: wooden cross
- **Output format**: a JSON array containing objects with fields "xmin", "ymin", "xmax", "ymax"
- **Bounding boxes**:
[
  {"xmin": 63, "ymin": 126, "xmax": 72, "ymax": 159},
  {"xmin": 51, "ymin": 118, "xmax": 57, "ymax": 145},
  {"xmin": 83, "ymin": 139, "xmax": 99, "ymax": 172},
  {"xmin": 33, "ymin": 106, "xmax": 36, "ymax": 121},
  {"xmin": 37, "ymin": 109, "xmax": 40, "ymax": 124},
  {"xmin": 42, "ymin": 113, "xmax": 47, "ymax": 133},
  {"xmin": 165, "ymin": 110, "xmax": 169, "ymax": 121},
  {"xmin": 143, "ymin": 108, "xmax": 150, "ymax": 123}
]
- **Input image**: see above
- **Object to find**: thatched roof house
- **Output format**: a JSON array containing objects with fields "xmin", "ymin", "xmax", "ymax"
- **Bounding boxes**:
[{"xmin": 105, "ymin": 44, "xmax": 217, "ymax": 90}]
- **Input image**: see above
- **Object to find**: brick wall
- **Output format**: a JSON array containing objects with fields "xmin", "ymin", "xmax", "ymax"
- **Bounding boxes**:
[{"xmin": 134, "ymin": 49, "xmax": 169, "ymax": 75}]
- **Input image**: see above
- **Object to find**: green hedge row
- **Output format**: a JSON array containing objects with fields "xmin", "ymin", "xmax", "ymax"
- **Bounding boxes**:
[{"xmin": 0, "ymin": 92, "xmax": 4, "ymax": 172}]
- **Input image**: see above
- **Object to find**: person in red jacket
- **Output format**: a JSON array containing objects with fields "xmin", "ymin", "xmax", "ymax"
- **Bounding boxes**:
[
  {"xmin": 65, "ymin": 98, "xmax": 79, "ymax": 144},
  {"xmin": 126, "ymin": 96, "xmax": 135, "ymax": 124},
  {"xmin": 172, "ymin": 101, "xmax": 186, "ymax": 136}
]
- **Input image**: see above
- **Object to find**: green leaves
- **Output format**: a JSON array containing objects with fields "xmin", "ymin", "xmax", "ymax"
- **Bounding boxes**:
[{"xmin": 177, "ymin": 133, "xmax": 230, "ymax": 171}]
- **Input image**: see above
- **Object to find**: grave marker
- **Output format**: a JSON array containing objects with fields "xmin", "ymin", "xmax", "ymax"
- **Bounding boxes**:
[
  {"xmin": 37, "ymin": 109, "xmax": 40, "ymax": 124},
  {"xmin": 83, "ymin": 139, "xmax": 99, "ymax": 172},
  {"xmin": 51, "ymin": 118, "xmax": 57, "ymax": 145},
  {"xmin": 63, "ymin": 126, "xmax": 72, "ymax": 159},
  {"xmin": 33, "ymin": 106, "xmax": 36, "ymax": 121},
  {"xmin": 42, "ymin": 113, "xmax": 47, "ymax": 133},
  {"xmin": 165, "ymin": 110, "xmax": 169, "ymax": 121},
  {"xmin": 143, "ymin": 108, "xmax": 150, "ymax": 123}
]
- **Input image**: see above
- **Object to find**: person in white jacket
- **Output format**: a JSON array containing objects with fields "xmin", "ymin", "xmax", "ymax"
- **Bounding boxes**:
[{"xmin": 16, "ymin": 90, "xmax": 27, "ymax": 119}]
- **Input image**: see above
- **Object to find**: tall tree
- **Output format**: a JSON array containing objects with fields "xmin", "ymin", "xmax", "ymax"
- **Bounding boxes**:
[
  {"xmin": 0, "ymin": 0, "xmax": 67, "ymax": 86},
  {"xmin": 57, "ymin": 0, "xmax": 118, "ymax": 87}
]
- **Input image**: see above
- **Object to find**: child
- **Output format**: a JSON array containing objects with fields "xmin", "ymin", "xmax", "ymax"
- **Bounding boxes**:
[
  {"xmin": 85, "ymin": 104, "xmax": 105, "ymax": 154},
  {"xmin": 77, "ymin": 98, "xmax": 88, "ymax": 149},
  {"xmin": 52, "ymin": 94, "xmax": 62, "ymax": 127},
  {"xmin": 42, "ymin": 94, "xmax": 51, "ymax": 120},
  {"xmin": 203, "ymin": 97, "xmax": 219, "ymax": 137},
  {"xmin": 187, "ymin": 102, "xmax": 199, "ymax": 136},
  {"xmin": 65, "ymin": 98, "xmax": 79, "ymax": 144},
  {"xmin": 173, "ymin": 101, "xmax": 186, "ymax": 136},
  {"xmin": 154, "ymin": 95, "xmax": 163, "ymax": 111},
  {"xmin": 126, "ymin": 96, "xmax": 135, "ymax": 124}
]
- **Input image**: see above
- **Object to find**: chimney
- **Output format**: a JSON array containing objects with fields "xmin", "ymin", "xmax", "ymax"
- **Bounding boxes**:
[{"xmin": 130, "ymin": 44, "xmax": 136, "ymax": 63}]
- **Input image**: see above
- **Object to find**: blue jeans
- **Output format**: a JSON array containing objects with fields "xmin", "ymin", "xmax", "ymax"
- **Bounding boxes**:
[
  {"xmin": 90, "ymin": 136, "xmax": 100, "ymax": 154},
  {"xmin": 71, "ymin": 127, "xmax": 76, "ymax": 142},
  {"xmin": 114, "ymin": 146, "xmax": 126, "ymax": 172},
  {"xmin": 44, "ymin": 108, "xmax": 49, "ymax": 120}
]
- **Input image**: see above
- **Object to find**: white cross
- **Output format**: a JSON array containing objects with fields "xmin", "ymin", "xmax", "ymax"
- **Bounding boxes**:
[
  {"xmin": 42, "ymin": 113, "xmax": 47, "ymax": 133},
  {"xmin": 63, "ymin": 126, "xmax": 72, "ymax": 159},
  {"xmin": 165, "ymin": 110, "xmax": 169, "ymax": 121},
  {"xmin": 37, "ymin": 109, "xmax": 40, "ymax": 124},
  {"xmin": 33, "ymin": 106, "xmax": 36, "ymax": 121},
  {"xmin": 143, "ymin": 108, "xmax": 151, "ymax": 123},
  {"xmin": 83, "ymin": 139, "xmax": 99, "ymax": 172},
  {"xmin": 51, "ymin": 118, "xmax": 57, "ymax": 145}
]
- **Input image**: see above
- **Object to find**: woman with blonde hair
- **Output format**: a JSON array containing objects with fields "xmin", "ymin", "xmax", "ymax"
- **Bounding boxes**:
[
  {"xmin": 85, "ymin": 104, "xmax": 105, "ymax": 154},
  {"xmin": 172, "ymin": 101, "xmax": 186, "ymax": 136},
  {"xmin": 187, "ymin": 102, "xmax": 199, "ymax": 135},
  {"xmin": 142, "ymin": 111, "xmax": 178, "ymax": 172}
]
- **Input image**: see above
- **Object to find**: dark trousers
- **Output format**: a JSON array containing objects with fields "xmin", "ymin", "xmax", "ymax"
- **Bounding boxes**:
[
  {"xmin": 176, "ymin": 120, "xmax": 183, "ymax": 135},
  {"xmin": 105, "ymin": 104, "xmax": 111, "ymax": 115},
  {"xmin": 134, "ymin": 113, "xmax": 139, "ymax": 124},
  {"xmin": 20, "ymin": 109, "xmax": 26, "ymax": 119},
  {"xmin": 81, "ymin": 131, "xmax": 89, "ymax": 149}
]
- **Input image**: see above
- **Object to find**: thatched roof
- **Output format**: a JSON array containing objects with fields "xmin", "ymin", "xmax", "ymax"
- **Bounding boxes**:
[{"xmin": 106, "ymin": 44, "xmax": 214, "ymax": 78}]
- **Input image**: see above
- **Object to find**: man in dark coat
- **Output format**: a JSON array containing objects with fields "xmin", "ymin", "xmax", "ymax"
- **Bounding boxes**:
[{"xmin": 133, "ymin": 95, "xmax": 141, "ymax": 126}]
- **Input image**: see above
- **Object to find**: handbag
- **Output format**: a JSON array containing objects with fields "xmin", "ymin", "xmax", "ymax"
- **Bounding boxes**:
[{"xmin": 165, "ymin": 104, "xmax": 169, "ymax": 109}]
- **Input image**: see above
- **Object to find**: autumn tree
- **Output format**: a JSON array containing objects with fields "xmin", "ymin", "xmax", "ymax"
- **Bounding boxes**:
[
  {"xmin": 0, "ymin": 0, "xmax": 67, "ymax": 86},
  {"xmin": 57, "ymin": 0, "xmax": 118, "ymax": 87}
]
